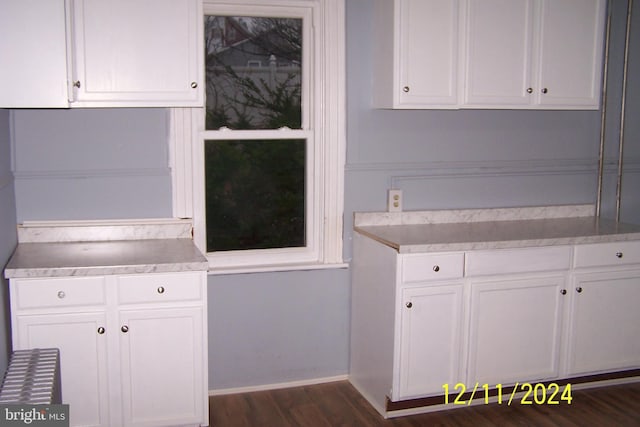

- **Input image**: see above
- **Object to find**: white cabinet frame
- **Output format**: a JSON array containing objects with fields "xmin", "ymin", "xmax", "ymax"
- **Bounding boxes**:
[
  {"xmin": 9, "ymin": 272, "xmax": 209, "ymax": 427},
  {"xmin": 350, "ymin": 234, "xmax": 640, "ymax": 417}
]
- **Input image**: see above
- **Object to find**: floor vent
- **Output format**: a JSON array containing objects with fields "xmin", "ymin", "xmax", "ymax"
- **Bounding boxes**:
[{"xmin": 0, "ymin": 348, "xmax": 61, "ymax": 404}]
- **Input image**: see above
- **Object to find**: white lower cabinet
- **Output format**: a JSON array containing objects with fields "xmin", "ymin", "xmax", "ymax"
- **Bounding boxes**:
[
  {"xmin": 396, "ymin": 283, "xmax": 464, "ymax": 399},
  {"xmin": 467, "ymin": 275, "xmax": 565, "ymax": 385},
  {"xmin": 15, "ymin": 311, "xmax": 110, "ymax": 426},
  {"xmin": 351, "ymin": 233, "xmax": 640, "ymax": 415},
  {"xmin": 119, "ymin": 307, "xmax": 205, "ymax": 427},
  {"xmin": 9, "ymin": 271, "xmax": 208, "ymax": 427},
  {"xmin": 566, "ymin": 269, "xmax": 640, "ymax": 376},
  {"xmin": 564, "ymin": 242, "xmax": 640, "ymax": 376}
]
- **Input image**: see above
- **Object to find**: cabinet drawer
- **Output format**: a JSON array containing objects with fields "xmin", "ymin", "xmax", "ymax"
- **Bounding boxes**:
[
  {"xmin": 466, "ymin": 246, "xmax": 572, "ymax": 276},
  {"xmin": 401, "ymin": 253, "xmax": 464, "ymax": 283},
  {"xmin": 117, "ymin": 272, "xmax": 203, "ymax": 304},
  {"xmin": 574, "ymin": 241, "xmax": 640, "ymax": 268},
  {"xmin": 13, "ymin": 276, "xmax": 106, "ymax": 310}
]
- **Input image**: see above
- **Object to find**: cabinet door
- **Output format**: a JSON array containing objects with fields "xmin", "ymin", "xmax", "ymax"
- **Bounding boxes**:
[
  {"xmin": 69, "ymin": 0, "xmax": 203, "ymax": 107},
  {"xmin": 463, "ymin": 0, "xmax": 535, "ymax": 106},
  {"xmin": 397, "ymin": 0, "xmax": 460, "ymax": 107},
  {"xmin": 0, "ymin": 0, "xmax": 69, "ymax": 108},
  {"xmin": 566, "ymin": 270, "xmax": 640, "ymax": 375},
  {"xmin": 118, "ymin": 307, "xmax": 205, "ymax": 427},
  {"xmin": 14, "ymin": 312, "xmax": 110, "ymax": 427},
  {"xmin": 468, "ymin": 275, "xmax": 565, "ymax": 385},
  {"xmin": 395, "ymin": 284, "xmax": 464, "ymax": 400},
  {"xmin": 536, "ymin": 0, "xmax": 605, "ymax": 108}
]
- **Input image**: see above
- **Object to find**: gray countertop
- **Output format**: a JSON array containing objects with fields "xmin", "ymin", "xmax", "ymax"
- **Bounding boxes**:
[
  {"xmin": 4, "ymin": 239, "xmax": 209, "ymax": 278},
  {"xmin": 354, "ymin": 205, "xmax": 640, "ymax": 253},
  {"xmin": 4, "ymin": 219, "xmax": 209, "ymax": 279}
]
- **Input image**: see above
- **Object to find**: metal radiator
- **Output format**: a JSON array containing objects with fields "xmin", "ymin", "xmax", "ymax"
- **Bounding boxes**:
[{"xmin": 0, "ymin": 348, "xmax": 61, "ymax": 404}]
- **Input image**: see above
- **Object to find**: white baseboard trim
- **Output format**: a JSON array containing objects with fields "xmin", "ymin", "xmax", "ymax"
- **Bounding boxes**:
[{"xmin": 208, "ymin": 374, "xmax": 349, "ymax": 396}]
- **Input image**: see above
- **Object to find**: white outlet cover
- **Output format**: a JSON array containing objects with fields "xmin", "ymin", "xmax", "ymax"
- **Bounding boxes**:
[{"xmin": 388, "ymin": 189, "xmax": 402, "ymax": 212}]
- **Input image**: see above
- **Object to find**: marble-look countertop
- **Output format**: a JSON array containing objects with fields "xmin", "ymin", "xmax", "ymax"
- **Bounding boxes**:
[
  {"xmin": 15, "ymin": 218, "xmax": 194, "ymax": 242},
  {"xmin": 354, "ymin": 205, "xmax": 640, "ymax": 253},
  {"xmin": 4, "ymin": 219, "xmax": 209, "ymax": 279}
]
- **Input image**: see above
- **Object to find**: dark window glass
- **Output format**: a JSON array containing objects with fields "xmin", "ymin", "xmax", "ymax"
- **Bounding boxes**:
[
  {"xmin": 204, "ymin": 16, "xmax": 302, "ymax": 130},
  {"xmin": 204, "ymin": 139, "xmax": 306, "ymax": 252}
]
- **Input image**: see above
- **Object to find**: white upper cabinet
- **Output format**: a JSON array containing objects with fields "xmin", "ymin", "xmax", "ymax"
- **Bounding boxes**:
[
  {"xmin": 373, "ymin": 0, "xmax": 460, "ymax": 108},
  {"xmin": 463, "ymin": 0, "xmax": 536, "ymax": 106},
  {"xmin": 464, "ymin": 0, "xmax": 606, "ymax": 109},
  {"xmin": 374, "ymin": 0, "xmax": 606, "ymax": 110},
  {"xmin": 535, "ymin": 0, "xmax": 606, "ymax": 108},
  {"xmin": 0, "ymin": 0, "xmax": 69, "ymax": 108},
  {"xmin": 69, "ymin": 0, "xmax": 204, "ymax": 107},
  {"xmin": 0, "ymin": 0, "xmax": 203, "ymax": 108}
]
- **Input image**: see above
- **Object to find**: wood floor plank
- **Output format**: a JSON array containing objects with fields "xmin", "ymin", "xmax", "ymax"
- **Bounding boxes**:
[{"xmin": 209, "ymin": 380, "xmax": 640, "ymax": 426}]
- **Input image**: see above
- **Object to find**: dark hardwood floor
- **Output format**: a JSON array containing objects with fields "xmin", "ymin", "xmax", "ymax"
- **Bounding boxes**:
[{"xmin": 209, "ymin": 380, "xmax": 640, "ymax": 426}]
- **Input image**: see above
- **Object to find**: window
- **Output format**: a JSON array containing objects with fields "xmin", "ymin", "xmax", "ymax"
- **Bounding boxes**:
[{"xmin": 170, "ymin": 0, "xmax": 345, "ymax": 273}]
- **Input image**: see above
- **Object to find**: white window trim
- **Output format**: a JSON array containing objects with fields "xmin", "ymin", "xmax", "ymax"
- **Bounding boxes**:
[{"xmin": 169, "ymin": 0, "xmax": 346, "ymax": 274}]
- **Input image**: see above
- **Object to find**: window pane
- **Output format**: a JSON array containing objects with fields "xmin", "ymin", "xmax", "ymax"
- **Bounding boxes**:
[
  {"xmin": 204, "ymin": 16, "xmax": 302, "ymax": 130},
  {"xmin": 205, "ymin": 139, "xmax": 306, "ymax": 252}
]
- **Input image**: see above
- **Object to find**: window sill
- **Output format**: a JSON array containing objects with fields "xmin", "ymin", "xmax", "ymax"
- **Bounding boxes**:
[{"xmin": 206, "ymin": 261, "xmax": 349, "ymax": 275}]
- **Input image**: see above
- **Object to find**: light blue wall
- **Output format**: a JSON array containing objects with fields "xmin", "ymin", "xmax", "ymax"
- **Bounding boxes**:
[
  {"xmin": 0, "ymin": 109, "xmax": 18, "ymax": 374},
  {"xmin": 11, "ymin": 108, "xmax": 173, "ymax": 221},
  {"xmin": 618, "ymin": 0, "xmax": 640, "ymax": 223},
  {"xmin": 6, "ymin": 0, "xmax": 639, "ymax": 391},
  {"xmin": 346, "ymin": 2, "xmax": 602, "ymax": 169},
  {"xmin": 10, "ymin": 107, "xmax": 353, "ymax": 389},
  {"xmin": 344, "ymin": 0, "xmax": 640, "ymax": 260},
  {"xmin": 208, "ymin": 268, "xmax": 350, "ymax": 389}
]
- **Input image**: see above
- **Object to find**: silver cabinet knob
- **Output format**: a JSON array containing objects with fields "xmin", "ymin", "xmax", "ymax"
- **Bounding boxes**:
[
  {"xmin": 616, "ymin": 252, "xmax": 623, "ymax": 258},
  {"xmin": 541, "ymin": 88, "xmax": 548, "ymax": 94},
  {"xmin": 97, "ymin": 327, "xmax": 105, "ymax": 335},
  {"xmin": 57, "ymin": 291, "xmax": 66, "ymax": 299},
  {"xmin": 402, "ymin": 86, "xmax": 410, "ymax": 93},
  {"xmin": 73, "ymin": 80, "xmax": 81, "ymax": 88},
  {"xmin": 433, "ymin": 265, "xmax": 440, "ymax": 272},
  {"xmin": 157, "ymin": 286, "xmax": 165, "ymax": 294},
  {"xmin": 526, "ymin": 87, "xmax": 533, "ymax": 94},
  {"xmin": 121, "ymin": 325, "xmax": 129, "ymax": 333},
  {"xmin": 560, "ymin": 289, "xmax": 567, "ymax": 295},
  {"xmin": 576, "ymin": 287, "xmax": 583, "ymax": 293},
  {"xmin": 190, "ymin": 82, "xmax": 198, "ymax": 89},
  {"xmin": 406, "ymin": 302, "xmax": 413, "ymax": 308}
]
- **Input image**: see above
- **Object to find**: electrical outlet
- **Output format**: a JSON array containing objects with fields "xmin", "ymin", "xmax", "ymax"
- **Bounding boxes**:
[{"xmin": 388, "ymin": 189, "xmax": 402, "ymax": 212}]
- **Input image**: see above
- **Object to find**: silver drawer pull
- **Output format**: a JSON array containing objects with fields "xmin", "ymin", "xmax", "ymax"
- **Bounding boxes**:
[
  {"xmin": 433, "ymin": 265, "xmax": 440, "ymax": 272},
  {"xmin": 616, "ymin": 252, "xmax": 623, "ymax": 258},
  {"xmin": 121, "ymin": 325, "xmax": 129, "ymax": 333},
  {"xmin": 57, "ymin": 291, "xmax": 66, "ymax": 299},
  {"xmin": 97, "ymin": 327, "xmax": 105, "ymax": 335},
  {"xmin": 157, "ymin": 286, "xmax": 165, "ymax": 294}
]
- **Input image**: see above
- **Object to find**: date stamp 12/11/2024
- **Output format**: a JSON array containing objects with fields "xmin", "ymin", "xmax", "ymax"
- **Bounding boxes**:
[{"xmin": 442, "ymin": 382, "xmax": 573, "ymax": 406}]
